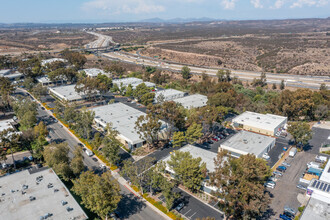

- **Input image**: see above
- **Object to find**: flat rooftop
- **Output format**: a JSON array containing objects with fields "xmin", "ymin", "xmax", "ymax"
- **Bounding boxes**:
[
  {"xmin": 82, "ymin": 68, "xmax": 105, "ymax": 77},
  {"xmin": 131, "ymin": 81, "xmax": 155, "ymax": 89},
  {"xmin": 221, "ymin": 131, "xmax": 275, "ymax": 156},
  {"xmin": 92, "ymin": 103, "xmax": 147, "ymax": 144},
  {"xmin": 49, "ymin": 84, "xmax": 100, "ymax": 101},
  {"xmin": 113, "ymin": 77, "xmax": 143, "ymax": 87},
  {"xmin": 41, "ymin": 58, "xmax": 67, "ymax": 66},
  {"xmin": 163, "ymin": 144, "xmax": 217, "ymax": 173},
  {"xmin": 154, "ymin": 89, "xmax": 186, "ymax": 102},
  {"xmin": 173, "ymin": 94, "xmax": 208, "ymax": 109},
  {"xmin": 301, "ymin": 197, "xmax": 330, "ymax": 220},
  {"xmin": 0, "ymin": 119, "xmax": 15, "ymax": 133},
  {"xmin": 232, "ymin": 111, "xmax": 287, "ymax": 131},
  {"xmin": 0, "ymin": 168, "xmax": 87, "ymax": 220},
  {"xmin": 319, "ymin": 159, "xmax": 330, "ymax": 182}
]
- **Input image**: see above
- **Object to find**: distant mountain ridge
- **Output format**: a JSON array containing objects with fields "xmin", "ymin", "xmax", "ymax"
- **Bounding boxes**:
[{"xmin": 139, "ymin": 17, "xmax": 216, "ymax": 23}]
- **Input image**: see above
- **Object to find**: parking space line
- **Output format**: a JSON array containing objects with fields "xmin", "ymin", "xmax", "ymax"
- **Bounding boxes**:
[
  {"xmin": 184, "ymin": 209, "xmax": 191, "ymax": 216},
  {"xmin": 189, "ymin": 212, "xmax": 197, "ymax": 219}
]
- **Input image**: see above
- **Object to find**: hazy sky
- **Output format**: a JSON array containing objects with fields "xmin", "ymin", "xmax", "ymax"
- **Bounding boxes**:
[{"xmin": 1, "ymin": 0, "xmax": 329, "ymax": 23}]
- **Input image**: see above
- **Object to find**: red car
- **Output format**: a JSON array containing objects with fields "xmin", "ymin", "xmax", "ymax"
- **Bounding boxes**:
[{"xmin": 211, "ymin": 138, "xmax": 218, "ymax": 142}]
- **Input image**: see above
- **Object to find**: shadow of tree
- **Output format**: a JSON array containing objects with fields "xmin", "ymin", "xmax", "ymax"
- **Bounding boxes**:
[{"xmin": 116, "ymin": 193, "xmax": 146, "ymax": 219}]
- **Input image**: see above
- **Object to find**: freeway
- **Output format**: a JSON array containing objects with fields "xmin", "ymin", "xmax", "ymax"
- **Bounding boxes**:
[
  {"xmin": 102, "ymin": 51, "xmax": 330, "ymax": 89},
  {"xmin": 85, "ymin": 31, "xmax": 116, "ymax": 49},
  {"xmin": 15, "ymin": 89, "xmax": 167, "ymax": 220}
]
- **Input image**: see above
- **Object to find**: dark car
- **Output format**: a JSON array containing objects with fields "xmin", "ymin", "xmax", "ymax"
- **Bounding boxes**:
[
  {"xmin": 283, "ymin": 211, "xmax": 295, "ymax": 218},
  {"xmin": 78, "ymin": 143, "xmax": 84, "ymax": 148},
  {"xmin": 92, "ymin": 158, "xmax": 98, "ymax": 162},
  {"xmin": 279, "ymin": 213, "xmax": 291, "ymax": 220},
  {"xmin": 276, "ymin": 166, "xmax": 286, "ymax": 172},
  {"xmin": 175, "ymin": 202, "xmax": 184, "ymax": 212}
]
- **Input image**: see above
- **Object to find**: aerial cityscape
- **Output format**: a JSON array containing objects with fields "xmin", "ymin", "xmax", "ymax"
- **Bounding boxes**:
[{"xmin": 0, "ymin": 1, "xmax": 329, "ymax": 220}]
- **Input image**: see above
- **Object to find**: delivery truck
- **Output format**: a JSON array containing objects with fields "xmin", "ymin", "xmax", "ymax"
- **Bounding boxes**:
[{"xmin": 289, "ymin": 147, "xmax": 297, "ymax": 157}]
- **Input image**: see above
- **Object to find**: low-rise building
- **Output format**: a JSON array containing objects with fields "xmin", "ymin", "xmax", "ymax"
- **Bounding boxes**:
[
  {"xmin": 301, "ymin": 158, "xmax": 330, "ymax": 220},
  {"xmin": 162, "ymin": 144, "xmax": 218, "ymax": 194},
  {"xmin": 0, "ymin": 168, "xmax": 87, "ymax": 220},
  {"xmin": 232, "ymin": 111, "xmax": 287, "ymax": 136},
  {"xmin": 0, "ymin": 69, "xmax": 23, "ymax": 82},
  {"xmin": 93, "ymin": 103, "xmax": 166, "ymax": 150},
  {"xmin": 154, "ymin": 89, "xmax": 186, "ymax": 103},
  {"xmin": 0, "ymin": 119, "xmax": 16, "ymax": 133},
  {"xmin": 37, "ymin": 76, "xmax": 67, "ymax": 86},
  {"xmin": 41, "ymin": 58, "xmax": 67, "ymax": 66},
  {"xmin": 81, "ymin": 68, "xmax": 106, "ymax": 78},
  {"xmin": 49, "ymin": 84, "xmax": 107, "ymax": 102},
  {"xmin": 113, "ymin": 77, "xmax": 143, "ymax": 88},
  {"xmin": 219, "ymin": 130, "xmax": 276, "ymax": 158},
  {"xmin": 131, "ymin": 81, "xmax": 155, "ymax": 89},
  {"xmin": 173, "ymin": 94, "xmax": 208, "ymax": 109}
]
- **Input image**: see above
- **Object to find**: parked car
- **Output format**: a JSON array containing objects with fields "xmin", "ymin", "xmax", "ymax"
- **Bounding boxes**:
[
  {"xmin": 307, "ymin": 162, "xmax": 321, "ymax": 169},
  {"xmin": 28, "ymin": 156, "xmax": 33, "ymax": 161},
  {"xmin": 284, "ymin": 206, "xmax": 297, "ymax": 216},
  {"xmin": 175, "ymin": 202, "xmax": 184, "ymax": 212},
  {"xmin": 264, "ymin": 181, "xmax": 276, "ymax": 189},
  {"xmin": 262, "ymin": 153, "xmax": 270, "ymax": 160},
  {"xmin": 273, "ymin": 171, "xmax": 283, "ymax": 176},
  {"xmin": 85, "ymin": 149, "xmax": 94, "ymax": 157},
  {"xmin": 283, "ymin": 210, "xmax": 295, "ymax": 218},
  {"xmin": 211, "ymin": 138, "xmax": 218, "ymax": 142},
  {"xmin": 296, "ymin": 184, "xmax": 307, "ymax": 191},
  {"xmin": 289, "ymin": 147, "xmax": 297, "ymax": 157},
  {"xmin": 207, "ymin": 140, "xmax": 214, "ymax": 144},
  {"xmin": 282, "ymin": 162, "xmax": 291, "ymax": 167},
  {"xmin": 279, "ymin": 213, "xmax": 292, "ymax": 220},
  {"xmin": 268, "ymin": 176, "xmax": 278, "ymax": 182},
  {"xmin": 315, "ymin": 155, "xmax": 327, "ymax": 163},
  {"xmin": 78, "ymin": 143, "xmax": 84, "ymax": 148},
  {"xmin": 277, "ymin": 166, "xmax": 287, "ymax": 172}
]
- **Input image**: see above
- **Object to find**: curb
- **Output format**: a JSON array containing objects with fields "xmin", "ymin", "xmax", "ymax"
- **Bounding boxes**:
[{"xmin": 178, "ymin": 186, "xmax": 224, "ymax": 215}]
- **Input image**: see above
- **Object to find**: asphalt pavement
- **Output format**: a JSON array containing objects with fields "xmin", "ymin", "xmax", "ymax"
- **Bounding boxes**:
[{"xmin": 18, "ymin": 89, "xmax": 167, "ymax": 220}]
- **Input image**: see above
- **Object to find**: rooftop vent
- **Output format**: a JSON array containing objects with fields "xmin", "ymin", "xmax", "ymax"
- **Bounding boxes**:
[{"xmin": 243, "ymin": 139, "xmax": 248, "ymax": 144}]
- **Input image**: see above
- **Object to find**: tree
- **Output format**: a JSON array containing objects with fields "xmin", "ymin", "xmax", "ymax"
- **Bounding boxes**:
[
  {"xmin": 148, "ymin": 101, "xmax": 186, "ymax": 138},
  {"xmin": 217, "ymin": 70, "xmax": 225, "ymax": 82},
  {"xmin": 210, "ymin": 151, "xmax": 271, "ymax": 219},
  {"xmin": 0, "ymin": 128, "xmax": 21, "ymax": 169},
  {"xmin": 287, "ymin": 121, "xmax": 312, "ymax": 147},
  {"xmin": 74, "ymin": 108, "xmax": 95, "ymax": 139},
  {"xmin": 61, "ymin": 49, "xmax": 87, "ymax": 70},
  {"xmin": 272, "ymin": 83, "xmax": 277, "ymax": 90},
  {"xmin": 140, "ymin": 92, "xmax": 155, "ymax": 106},
  {"xmin": 185, "ymin": 122, "xmax": 203, "ymax": 144},
  {"xmin": 0, "ymin": 77, "xmax": 14, "ymax": 110},
  {"xmin": 280, "ymin": 80, "xmax": 285, "ymax": 90},
  {"xmin": 102, "ymin": 137, "xmax": 120, "ymax": 167},
  {"xmin": 167, "ymin": 151, "xmax": 206, "ymax": 192},
  {"xmin": 135, "ymin": 113, "xmax": 161, "ymax": 150},
  {"xmin": 172, "ymin": 131, "xmax": 185, "ymax": 148},
  {"xmin": 125, "ymin": 84, "xmax": 133, "ymax": 97},
  {"xmin": 181, "ymin": 66, "xmax": 191, "ymax": 80},
  {"xmin": 13, "ymin": 97, "xmax": 38, "ymax": 131},
  {"xmin": 43, "ymin": 143, "xmax": 72, "ymax": 181},
  {"xmin": 71, "ymin": 147, "xmax": 85, "ymax": 176},
  {"xmin": 72, "ymin": 171, "xmax": 121, "ymax": 219},
  {"xmin": 320, "ymin": 83, "xmax": 328, "ymax": 91},
  {"xmin": 30, "ymin": 83, "xmax": 47, "ymax": 99},
  {"xmin": 121, "ymin": 157, "xmax": 156, "ymax": 193},
  {"xmin": 133, "ymin": 83, "xmax": 150, "ymax": 101}
]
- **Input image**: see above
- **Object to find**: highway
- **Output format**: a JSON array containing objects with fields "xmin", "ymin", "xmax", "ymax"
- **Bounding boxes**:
[
  {"xmin": 102, "ymin": 51, "xmax": 330, "ymax": 89},
  {"xmin": 85, "ymin": 32, "xmax": 115, "ymax": 49},
  {"xmin": 15, "ymin": 89, "xmax": 167, "ymax": 220}
]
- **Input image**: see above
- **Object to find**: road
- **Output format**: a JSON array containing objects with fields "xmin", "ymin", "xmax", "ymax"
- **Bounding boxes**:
[
  {"xmin": 102, "ymin": 51, "xmax": 330, "ymax": 89},
  {"xmin": 15, "ymin": 89, "xmax": 166, "ymax": 220},
  {"xmin": 85, "ymin": 32, "xmax": 116, "ymax": 49}
]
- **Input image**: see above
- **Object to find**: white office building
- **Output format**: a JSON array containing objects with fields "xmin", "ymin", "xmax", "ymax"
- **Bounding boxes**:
[
  {"xmin": 0, "ymin": 69, "xmax": 23, "ymax": 81},
  {"xmin": 173, "ymin": 94, "xmax": 208, "ymax": 109},
  {"xmin": 154, "ymin": 89, "xmax": 186, "ymax": 103},
  {"xmin": 49, "ymin": 84, "xmax": 103, "ymax": 102},
  {"xmin": 232, "ymin": 111, "xmax": 287, "ymax": 136},
  {"xmin": 41, "ymin": 58, "xmax": 67, "ymax": 66},
  {"xmin": 81, "ymin": 68, "xmax": 106, "ymax": 78},
  {"xmin": 301, "ymin": 159, "xmax": 330, "ymax": 220},
  {"xmin": 113, "ymin": 77, "xmax": 143, "ymax": 88},
  {"xmin": 219, "ymin": 130, "xmax": 276, "ymax": 158},
  {"xmin": 0, "ymin": 168, "xmax": 87, "ymax": 220},
  {"xmin": 162, "ymin": 144, "xmax": 218, "ymax": 194},
  {"xmin": 93, "ymin": 103, "xmax": 166, "ymax": 150}
]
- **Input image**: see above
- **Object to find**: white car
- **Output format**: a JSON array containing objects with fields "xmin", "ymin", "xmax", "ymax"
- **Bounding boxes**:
[{"xmin": 262, "ymin": 153, "xmax": 270, "ymax": 160}]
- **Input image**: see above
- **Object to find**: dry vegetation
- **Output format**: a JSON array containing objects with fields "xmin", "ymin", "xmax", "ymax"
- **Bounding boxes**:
[
  {"xmin": 0, "ymin": 29, "xmax": 95, "ymax": 54},
  {"xmin": 103, "ymin": 18, "xmax": 330, "ymax": 75}
]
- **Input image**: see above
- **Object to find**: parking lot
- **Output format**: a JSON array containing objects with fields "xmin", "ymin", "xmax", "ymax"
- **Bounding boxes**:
[{"xmin": 268, "ymin": 127, "xmax": 330, "ymax": 219}]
